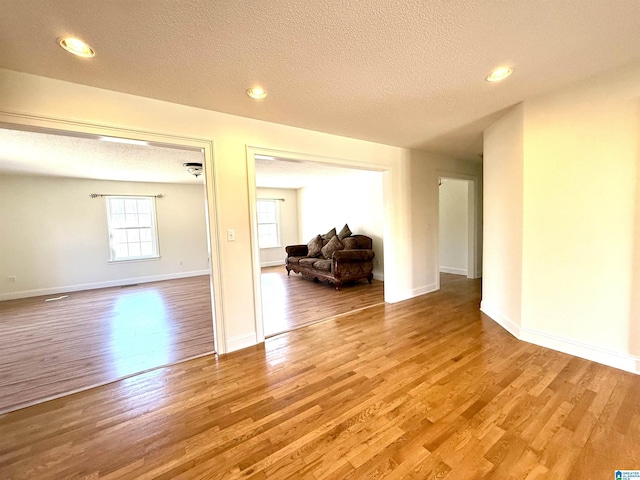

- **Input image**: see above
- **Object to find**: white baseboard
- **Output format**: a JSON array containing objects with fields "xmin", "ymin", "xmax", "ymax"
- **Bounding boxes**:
[
  {"xmin": 0, "ymin": 270, "xmax": 211, "ymax": 301},
  {"xmin": 481, "ymin": 301, "xmax": 640, "ymax": 375},
  {"xmin": 468, "ymin": 271, "xmax": 483, "ymax": 279},
  {"xmin": 480, "ymin": 301, "xmax": 522, "ymax": 339},
  {"xmin": 387, "ymin": 282, "xmax": 438, "ymax": 303},
  {"xmin": 261, "ymin": 260, "xmax": 285, "ymax": 268},
  {"xmin": 439, "ymin": 267, "xmax": 468, "ymax": 276},
  {"xmin": 373, "ymin": 272, "xmax": 385, "ymax": 281},
  {"xmin": 226, "ymin": 333, "xmax": 257, "ymax": 353},
  {"xmin": 520, "ymin": 327, "xmax": 640, "ymax": 375}
]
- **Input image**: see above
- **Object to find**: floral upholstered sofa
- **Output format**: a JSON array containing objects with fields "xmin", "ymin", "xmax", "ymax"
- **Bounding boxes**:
[{"xmin": 285, "ymin": 224, "xmax": 375, "ymax": 290}]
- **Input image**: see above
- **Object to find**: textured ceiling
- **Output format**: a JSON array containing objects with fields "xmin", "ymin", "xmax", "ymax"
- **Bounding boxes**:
[
  {"xmin": 0, "ymin": 128, "xmax": 204, "ymax": 184},
  {"xmin": 1, "ymin": 1, "xmax": 640, "ymax": 159},
  {"xmin": 255, "ymin": 157, "xmax": 378, "ymax": 189},
  {"xmin": 0, "ymin": 127, "xmax": 357, "ymax": 188}
]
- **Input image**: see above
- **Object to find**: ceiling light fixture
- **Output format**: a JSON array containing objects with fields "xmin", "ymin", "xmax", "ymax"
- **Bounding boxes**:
[
  {"xmin": 246, "ymin": 87, "xmax": 267, "ymax": 100},
  {"xmin": 486, "ymin": 66, "xmax": 513, "ymax": 82},
  {"xmin": 58, "ymin": 37, "xmax": 96, "ymax": 57},
  {"xmin": 99, "ymin": 136, "xmax": 148, "ymax": 146},
  {"xmin": 183, "ymin": 162, "xmax": 203, "ymax": 178}
]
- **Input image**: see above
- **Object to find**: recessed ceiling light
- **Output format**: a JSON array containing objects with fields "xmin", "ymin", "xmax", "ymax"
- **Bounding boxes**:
[
  {"xmin": 58, "ymin": 37, "xmax": 96, "ymax": 58},
  {"xmin": 486, "ymin": 66, "xmax": 513, "ymax": 82},
  {"xmin": 99, "ymin": 136, "xmax": 148, "ymax": 146},
  {"xmin": 246, "ymin": 87, "xmax": 267, "ymax": 100}
]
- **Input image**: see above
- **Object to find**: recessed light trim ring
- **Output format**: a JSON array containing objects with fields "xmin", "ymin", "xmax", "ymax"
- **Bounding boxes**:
[
  {"xmin": 58, "ymin": 37, "xmax": 96, "ymax": 57},
  {"xmin": 247, "ymin": 87, "xmax": 267, "ymax": 100},
  {"xmin": 486, "ymin": 66, "xmax": 513, "ymax": 82}
]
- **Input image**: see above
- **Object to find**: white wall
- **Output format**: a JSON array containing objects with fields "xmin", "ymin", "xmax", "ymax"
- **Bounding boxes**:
[
  {"xmin": 297, "ymin": 170, "xmax": 385, "ymax": 279},
  {"xmin": 481, "ymin": 104, "xmax": 524, "ymax": 334},
  {"xmin": 0, "ymin": 175, "xmax": 209, "ymax": 300},
  {"xmin": 0, "ymin": 67, "xmax": 481, "ymax": 353},
  {"xmin": 256, "ymin": 187, "xmax": 298, "ymax": 267},
  {"xmin": 482, "ymin": 63, "xmax": 640, "ymax": 373},
  {"xmin": 439, "ymin": 178, "xmax": 468, "ymax": 275},
  {"xmin": 520, "ymin": 65, "xmax": 640, "ymax": 369}
]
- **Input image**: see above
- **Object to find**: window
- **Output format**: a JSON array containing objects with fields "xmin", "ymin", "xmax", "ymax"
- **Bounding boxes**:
[
  {"xmin": 106, "ymin": 196, "xmax": 159, "ymax": 261},
  {"xmin": 256, "ymin": 199, "xmax": 280, "ymax": 248}
]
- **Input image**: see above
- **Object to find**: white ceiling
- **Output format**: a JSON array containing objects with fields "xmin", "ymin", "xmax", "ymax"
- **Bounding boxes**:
[
  {"xmin": 2, "ymin": 1, "xmax": 640, "ymax": 160},
  {"xmin": 255, "ymin": 157, "xmax": 379, "ymax": 189},
  {"xmin": 0, "ymin": 128, "xmax": 205, "ymax": 184},
  {"xmin": 0, "ymin": 126, "xmax": 362, "ymax": 187}
]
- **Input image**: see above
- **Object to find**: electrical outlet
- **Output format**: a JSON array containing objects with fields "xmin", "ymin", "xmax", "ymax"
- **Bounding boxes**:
[{"xmin": 7, "ymin": 276, "xmax": 16, "ymax": 283}]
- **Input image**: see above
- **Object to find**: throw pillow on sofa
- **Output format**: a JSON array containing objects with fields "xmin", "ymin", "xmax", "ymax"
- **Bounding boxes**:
[
  {"xmin": 321, "ymin": 235, "xmax": 344, "ymax": 259},
  {"xmin": 322, "ymin": 227, "xmax": 337, "ymax": 240},
  {"xmin": 338, "ymin": 223, "xmax": 352, "ymax": 240},
  {"xmin": 307, "ymin": 235, "xmax": 323, "ymax": 257}
]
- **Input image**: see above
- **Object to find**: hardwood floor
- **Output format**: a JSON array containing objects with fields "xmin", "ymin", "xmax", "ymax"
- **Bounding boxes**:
[
  {"xmin": 261, "ymin": 266, "xmax": 384, "ymax": 337},
  {"xmin": 0, "ymin": 276, "xmax": 214, "ymax": 415},
  {"xmin": 1, "ymin": 274, "xmax": 639, "ymax": 479}
]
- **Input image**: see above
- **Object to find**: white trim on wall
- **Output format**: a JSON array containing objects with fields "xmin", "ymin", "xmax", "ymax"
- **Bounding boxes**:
[
  {"xmin": 480, "ymin": 301, "xmax": 522, "ymax": 338},
  {"xmin": 386, "ymin": 282, "xmax": 438, "ymax": 303},
  {"xmin": 481, "ymin": 301, "xmax": 640, "ymax": 375},
  {"xmin": 226, "ymin": 333, "xmax": 258, "ymax": 353},
  {"xmin": 0, "ymin": 109, "xmax": 226, "ymax": 354},
  {"xmin": 246, "ymin": 146, "xmax": 266, "ymax": 345},
  {"xmin": 246, "ymin": 145, "xmax": 392, "ymax": 345},
  {"xmin": 261, "ymin": 260, "xmax": 285, "ymax": 267},
  {"xmin": 0, "ymin": 270, "xmax": 211, "ymax": 301},
  {"xmin": 439, "ymin": 267, "xmax": 468, "ymax": 276},
  {"xmin": 520, "ymin": 326, "xmax": 640, "ymax": 375}
]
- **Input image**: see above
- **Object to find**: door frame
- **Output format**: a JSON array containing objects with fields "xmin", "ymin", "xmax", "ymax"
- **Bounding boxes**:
[
  {"xmin": 245, "ymin": 145, "xmax": 390, "ymax": 343},
  {"xmin": 435, "ymin": 170, "xmax": 481, "ymax": 289},
  {"xmin": 0, "ymin": 109, "xmax": 226, "ymax": 353}
]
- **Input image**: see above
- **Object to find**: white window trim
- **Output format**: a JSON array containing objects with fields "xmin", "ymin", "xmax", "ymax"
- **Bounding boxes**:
[
  {"xmin": 256, "ymin": 198, "xmax": 281, "ymax": 249},
  {"xmin": 105, "ymin": 195, "xmax": 161, "ymax": 262}
]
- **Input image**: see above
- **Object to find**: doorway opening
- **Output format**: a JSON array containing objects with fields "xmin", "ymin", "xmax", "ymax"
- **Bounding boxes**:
[
  {"xmin": 246, "ymin": 148, "xmax": 389, "ymax": 340},
  {"xmin": 437, "ymin": 174, "xmax": 480, "ymax": 288},
  {"xmin": 0, "ymin": 119, "xmax": 222, "ymax": 414}
]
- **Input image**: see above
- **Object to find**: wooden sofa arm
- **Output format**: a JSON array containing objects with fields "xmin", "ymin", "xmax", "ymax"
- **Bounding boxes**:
[
  {"xmin": 286, "ymin": 244, "xmax": 308, "ymax": 256},
  {"xmin": 333, "ymin": 249, "xmax": 375, "ymax": 262}
]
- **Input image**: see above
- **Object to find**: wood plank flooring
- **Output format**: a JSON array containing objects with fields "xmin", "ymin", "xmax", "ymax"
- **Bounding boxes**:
[
  {"xmin": 261, "ymin": 266, "xmax": 384, "ymax": 337},
  {"xmin": 0, "ymin": 276, "xmax": 214, "ymax": 414},
  {"xmin": 1, "ymin": 274, "xmax": 639, "ymax": 479}
]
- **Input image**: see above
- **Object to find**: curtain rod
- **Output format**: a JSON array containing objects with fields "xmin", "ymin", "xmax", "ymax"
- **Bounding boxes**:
[
  {"xmin": 89, "ymin": 193, "xmax": 164, "ymax": 198},
  {"xmin": 257, "ymin": 197, "xmax": 285, "ymax": 201}
]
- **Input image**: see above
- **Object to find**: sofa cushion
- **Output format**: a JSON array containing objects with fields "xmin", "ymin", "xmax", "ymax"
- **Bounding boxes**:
[
  {"xmin": 299, "ymin": 257, "xmax": 317, "ymax": 267},
  {"xmin": 338, "ymin": 223, "xmax": 352, "ymax": 240},
  {"xmin": 313, "ymin": 259, "xmax": 332, "ymax": 272},
  {"xmin": 307, "ymin": 234, "xmax": 323, "ymax": 257},
  {"xmin": 342, "ymin": 237, "xmax": 358, "ymax": 249},
  {"xmin": 321, "ymin": 235, "xmax": 344, "ymax": 259},
  {"xmin": 322, "ymin": 227, "xmax": 336, "ymax": 240},
  {"xmin": 287, "ymin": 256, "xmax": 305, "ymax": 265},
  {"xmin": 342, "ymin": 235, "xmax": 372, "ymax": 250}
]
